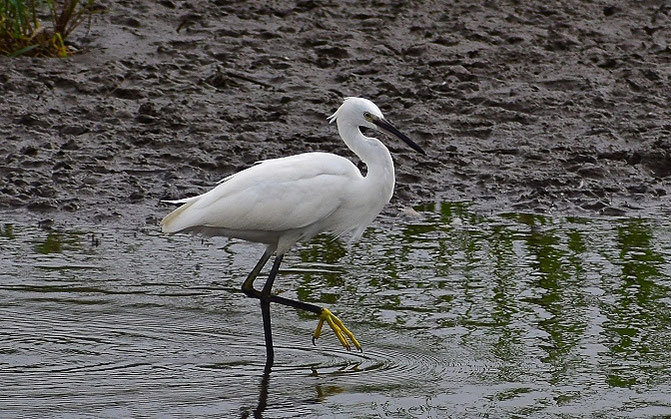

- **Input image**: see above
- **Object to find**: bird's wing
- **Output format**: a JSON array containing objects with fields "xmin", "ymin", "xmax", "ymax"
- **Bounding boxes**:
[{"xmin": 161, "ymin": 152, "xmax": 362, "ymax": 234}]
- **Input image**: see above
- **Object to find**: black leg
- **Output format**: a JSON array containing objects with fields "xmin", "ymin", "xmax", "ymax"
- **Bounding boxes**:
[
  {"xmin": 241, "ymin": 247, "xmax": 274, "ymax": 298},
  {"xmin": 260, "ymin": 299, "xmax": 273, "ymax": 365},
  {"xmin": 259, "ymin": 254, "xmax": 283, "ymax": 366},
  {"xmin": 239, "ymin": 248, "xmax": 321, "ymax": 316},
  {"xmin": 261, "ymin": 254, "xmax": 283, "ymax": 296},
  {"xmin": 241, "ymin": 247, "xmax": 276, "ymax": 364},
  {"xmin": 267, "ymin": 294, "xmax": 322, "ymax": 315},
  {"xmin": 241, "ymin": 248, "xmax": 360, "ymax": 360}
]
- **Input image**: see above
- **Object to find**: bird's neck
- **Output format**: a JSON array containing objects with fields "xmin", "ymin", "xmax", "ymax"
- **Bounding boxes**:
[{"xmin": 337, "ymin": 120, "xmax": 395, "ymax": 186}]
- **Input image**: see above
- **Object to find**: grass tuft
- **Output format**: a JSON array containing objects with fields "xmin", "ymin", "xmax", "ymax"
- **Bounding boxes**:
[{"xmin": 0, "ymin": 0, "xmax": 100, "ymax": 57}]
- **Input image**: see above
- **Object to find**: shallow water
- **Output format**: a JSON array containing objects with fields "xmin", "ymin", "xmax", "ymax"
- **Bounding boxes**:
[{"xmin": 2, "ymin": 203, "xmax": 671, "ymax": 417}]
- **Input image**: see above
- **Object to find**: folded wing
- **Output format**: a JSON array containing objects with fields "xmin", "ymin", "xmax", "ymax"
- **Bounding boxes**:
[{"xmin": 161, "ymin": 152, "xmax": 362, "ymax": 235}]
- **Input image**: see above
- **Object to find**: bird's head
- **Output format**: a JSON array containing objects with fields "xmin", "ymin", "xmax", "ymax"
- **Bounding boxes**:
[{"xmin": 328, "ymin": 97, "xmax": 426, "ymax": 155}]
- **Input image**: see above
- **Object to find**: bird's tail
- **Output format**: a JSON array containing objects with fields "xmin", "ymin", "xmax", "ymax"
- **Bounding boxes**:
[{"xmin": 160, "ymin": 197, "xmax": 198, "ymax": 233}]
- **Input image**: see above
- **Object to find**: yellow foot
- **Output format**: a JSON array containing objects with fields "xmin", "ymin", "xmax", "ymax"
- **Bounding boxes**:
[{"xmin": 312, "ymin": 308, "xmax": 361, "ymax": 352}]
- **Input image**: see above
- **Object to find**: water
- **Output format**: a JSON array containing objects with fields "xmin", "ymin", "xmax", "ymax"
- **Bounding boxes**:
[{"xmin": 2, "ymin": 202, "xmax": 671, "ymax": 417}]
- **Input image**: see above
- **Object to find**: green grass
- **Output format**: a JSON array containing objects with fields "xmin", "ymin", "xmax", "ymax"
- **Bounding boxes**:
[{"xmin": 0, "ymin": 0, "xmax": 98, "ymax": 57}]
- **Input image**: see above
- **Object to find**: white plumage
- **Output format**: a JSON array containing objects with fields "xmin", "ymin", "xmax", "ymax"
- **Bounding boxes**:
[
  {"xmin": 161, "ymin": 97, "xmax": 423, "ymax": 254},
  {"xmin": 162, "ymin": 152, "xmax": 374, "ymax": 250},
  {"xmin": 160, "ymin": 97, "xmax": 424, "ymax": 362}
]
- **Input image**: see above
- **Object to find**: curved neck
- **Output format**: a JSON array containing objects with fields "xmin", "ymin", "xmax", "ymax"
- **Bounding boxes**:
[{"xmin": 336, "ymin": 119, "xmax": 394, "ymax": 178}]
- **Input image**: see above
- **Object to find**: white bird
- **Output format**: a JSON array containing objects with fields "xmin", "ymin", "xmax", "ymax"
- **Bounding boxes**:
[{"xmin": 161, "ymin": 97, "xmax": 425, "ymax": 366}]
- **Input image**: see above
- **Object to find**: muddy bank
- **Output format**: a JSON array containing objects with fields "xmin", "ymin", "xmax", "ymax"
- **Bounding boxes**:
[{"xmin": 1, "ymin": 0, "xmax": 670, "ymax": 227}]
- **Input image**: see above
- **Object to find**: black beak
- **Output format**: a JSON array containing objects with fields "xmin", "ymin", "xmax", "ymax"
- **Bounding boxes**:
[{"xmin": 372, "ymin": 118, "xmax": 426, "ymax": 155}]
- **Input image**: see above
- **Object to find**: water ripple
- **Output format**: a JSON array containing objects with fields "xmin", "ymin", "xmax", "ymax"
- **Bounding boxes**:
[{"xmin": 2, "ymin": 210, "xmax": 671, "ymax": 417}]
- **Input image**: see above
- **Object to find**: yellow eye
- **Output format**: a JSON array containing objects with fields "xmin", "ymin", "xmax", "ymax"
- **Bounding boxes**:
[{"xmin": 363, "ymin": 112, "xmax": 373, "ymax": 121}]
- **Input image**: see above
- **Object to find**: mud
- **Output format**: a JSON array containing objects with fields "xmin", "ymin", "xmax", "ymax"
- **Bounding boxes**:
[{"xmin": 1, "ymin": 0, "xmax": 670, "ymax": 226}]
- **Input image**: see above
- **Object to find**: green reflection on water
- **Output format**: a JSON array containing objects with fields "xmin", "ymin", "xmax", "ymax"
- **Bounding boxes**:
[
  {"xmin": 605, "ymin": 218, "xmax": 670, "ymax": 387},
  {"xmin": 35, "ymin": 232, "xmax": 65, "ymax": 254},
  {"xmin": 5, "ymin": 205, "xmax": 671, "ymax": 417},
  {"xmin": 289, "ymin": 202, "xmax": 671, "ymax": 391},
  {"xmin": 31, "ymin": 230, "xmax": 89, "ymax": 255},
  {"xmin": 294, "ymin": 236, "xmax": 348, "ymax": 319},
  {"xmin": 1, "ymin": 223, "xmax": 16, "ymax": 239}
]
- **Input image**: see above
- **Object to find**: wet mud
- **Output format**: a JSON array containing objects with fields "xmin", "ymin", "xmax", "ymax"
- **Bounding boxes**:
[{"xmin": 1, "ymin": 0, "xmax": 670, "ymax": 226}]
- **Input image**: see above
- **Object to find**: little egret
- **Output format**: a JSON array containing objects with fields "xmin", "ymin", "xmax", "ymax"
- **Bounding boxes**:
[{"xmin": 161, "ymin": 97, "xmax": 425, "ymax": 365}]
